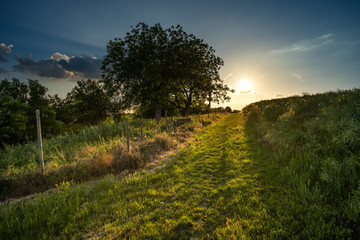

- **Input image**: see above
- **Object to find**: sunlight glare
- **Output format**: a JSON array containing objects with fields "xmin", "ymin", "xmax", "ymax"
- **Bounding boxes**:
[{"xmin": 237, "ymin": 79, "xmax": 252, "ymax": 94}]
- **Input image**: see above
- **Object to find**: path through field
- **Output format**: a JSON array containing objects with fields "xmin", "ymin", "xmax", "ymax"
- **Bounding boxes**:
[
  {"xmin": 1, "ymin": 114, "xmax": 317, "ymax": 239},
  {"xmin": 80, "ymin": 114, "xmax": 286, "ymax": 239}
]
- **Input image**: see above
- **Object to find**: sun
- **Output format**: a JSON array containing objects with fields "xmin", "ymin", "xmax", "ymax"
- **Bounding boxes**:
[{"xmin": 237, "ymin": 79, "xmax": 252, "ymax": 94}]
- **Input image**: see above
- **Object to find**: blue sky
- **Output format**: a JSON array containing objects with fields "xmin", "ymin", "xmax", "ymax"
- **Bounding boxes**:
[{"xmin": 1, "ymin": 0, "xmax": 359, "ymax": 109}]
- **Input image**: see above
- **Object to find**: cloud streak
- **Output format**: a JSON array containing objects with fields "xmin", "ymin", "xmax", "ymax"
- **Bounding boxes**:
[
  {"xmin": 272, "ymin": 33, "xmax": 334, "ymax": 55},
  {"xmin": 223, "ymin": 73, "xmax": 233, "ymax": 81},
  {"xmin": 12, "ymin": 53, "xmax": 102, "ymax": 79},
  {"xmin": 239, "ymin": 89, "xmax": 258, "ymax": 95},
  {"xmin": 0, "ymin": 43, "xmax": 14, "ymax": 62},
  {"xmin": 291, "ymin": 72, "xmax": 305, "ymax": 82}
]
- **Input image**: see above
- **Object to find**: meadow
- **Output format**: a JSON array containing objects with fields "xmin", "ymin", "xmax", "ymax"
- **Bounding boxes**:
[
  {"xmin": 241, "ymin": 88, "xmax": 360, "ymax": 237},
  {"xmin": 0, "ymin": 89, "xmax": 359, "ymax": 239},
  {"xmin": 0, "ymin": 114, "xmax": 218, "ymax": 200}
]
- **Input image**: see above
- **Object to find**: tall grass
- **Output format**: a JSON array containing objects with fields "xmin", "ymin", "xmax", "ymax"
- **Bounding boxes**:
[
  {"xmin": 240, "ymin": 88, "xmax": 360, "ymax": 235},
  {"xmin": 0, "ymin": 114, "xmax": 222, "ymax": 200},
  {"xmin": 2, "ymin": 113, "xmax": 351, "ymax": 239},
  {"xmin": 0, "ymin": 114, "xmax": 266, "ymax": 239},
  {"xmin": 0, "ymin": 121, "xmax": 126, "ymax": 174}
]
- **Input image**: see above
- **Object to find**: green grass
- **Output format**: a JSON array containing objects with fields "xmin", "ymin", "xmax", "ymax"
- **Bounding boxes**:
[
  {"xmin": 0, "ymin": 114, "xmax": 221, "ymax": 200},
  {"xmin": 2, "ymin": 113, "xmax": 353, "ymax": 239},
  {"xmin": 0, "ymin": 115, "xmax": 218, "ymax": 176},
  {"xmin": 241, "ymin": 89, "xmax": 360, "ymax": 238}
]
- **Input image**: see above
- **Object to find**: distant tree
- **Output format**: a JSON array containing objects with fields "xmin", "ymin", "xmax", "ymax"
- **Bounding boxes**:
[
  {"xmin": 26, "ymin": 80, "xmax": 63, "ymax": 140},
  {"xmin": 0, "ymin": 78, "xmax": 28, "ymax": 103},
  {"xmin": 49, "ymin": 94, "xmax": 75, "ymax": 127},
  {"xmin": 225, "ymin": 106, "xmax": 232, "ymax": 113},
  {"xmin": 0, "ymin": 79, "xmax": 29, "ymax": 146},
  {"xmin": 0, "ymin": 78, "xmax": 63, "ymax": 145},
  {"xmin": 102, "ymin": 23, "xmax": 232, "ymax": 121},
  {"xmin": 67, "ymin": 79, "xmax": 111, "ymax": 125},
  {"xmin": 0, "ymin": 96, "xmax": 28, "ymax": 147}
]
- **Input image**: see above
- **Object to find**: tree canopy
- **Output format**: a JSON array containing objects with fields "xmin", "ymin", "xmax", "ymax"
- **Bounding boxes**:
[{"xmin": 102, "ymin": 23, "xmax": 231, "ymax": 121}]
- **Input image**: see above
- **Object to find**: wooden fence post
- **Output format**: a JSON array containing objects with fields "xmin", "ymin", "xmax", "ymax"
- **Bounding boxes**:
[
  {"xmin": 140, "ymin": 114, "xmax": 143, "ymax": 141},
  {"xmin": 36, "ymin": 109, "xmax": 44, "ymax": 176},
  {"xmin": 125, "ymin": 118, "xmax": 130, "ymax": 153},
  {"xmin": 165, "ymin": 109, "xmax": 168, "ymax": 131}
]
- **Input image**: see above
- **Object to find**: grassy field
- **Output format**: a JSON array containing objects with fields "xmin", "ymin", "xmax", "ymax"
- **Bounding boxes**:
[
  {"xmin": 0, "ymin": 114, "xmax": 218, "ymax": 200},
  {"xmin": 2, "ymin": 110, "xmax": 357, "ymax": 239},
  {"xmin": 241, "ymin": 88, "xmax": 360, "ymax": 238},
  {"xmin": 1, "ymin": 89, "xmax": 359, "ymax": 239}
]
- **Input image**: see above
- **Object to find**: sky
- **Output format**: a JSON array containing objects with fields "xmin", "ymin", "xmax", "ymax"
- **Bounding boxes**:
[{"xmin": 1, "ymin": 0, "xmax": 359, "ymax": 109}]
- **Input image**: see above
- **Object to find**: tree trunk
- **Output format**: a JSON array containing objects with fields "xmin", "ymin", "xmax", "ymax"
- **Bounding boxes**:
[
  {"xmin": 165, "ymin": 109, "xmax": 168, "ymax": 130},
  {"xmin": 183, "ymin": 108, "xmax": 190, "ymax": 116},
  {"xmin": 182, "ymin": 96, "xmax": 192, "ymax": 117},
  {"xmin": 182, "ymin": 104, "xmax": 190, "ymax": 116},
  {"xmin": 208, "ymin": 92, "xmax": 212, "ymax": 110},
  {"xmin": 154, "ymin": 100, "xmax": 162, "ymax": 124}
]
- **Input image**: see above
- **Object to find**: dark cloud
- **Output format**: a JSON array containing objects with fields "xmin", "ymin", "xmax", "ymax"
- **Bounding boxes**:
[
  {"xmin": 12, "ymin": 54, "xmax": 71, "ymax": 78},
  {"xmin": 0, "ymin": 67, "xmax": 8, "ymax": 74},
  {"xmin": 58, "ymin": 56, "xmax": 102, "ymax": 79},
  {"xmin": 0, "ymin": 43, "xmax": 13, "ymax": 62},
  {"xmin": 0, "ymin": 56, "xmax": 8, "ymax": 62},
  {"xmin": 12, "ymin": 53, "xmax": 102, "ymax": 79}
]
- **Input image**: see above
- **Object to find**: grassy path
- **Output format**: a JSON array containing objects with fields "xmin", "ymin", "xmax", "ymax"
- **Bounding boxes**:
[{"xmin": 1, "ymin": 114, "xmax": 335, "ymax": 239}]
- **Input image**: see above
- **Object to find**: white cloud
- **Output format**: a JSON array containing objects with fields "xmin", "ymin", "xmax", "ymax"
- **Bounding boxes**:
[
  {"xmin": 239, "ymin": 89, "xmax": 258, "ymax": 95},
  {"xmin": 0, "ymin": 43, "xmax": 14, "ymax": 62},
  {"xmin": 0, "ymin": 43, "xmax": 13, "ymax": 55},
  {"xmin": 318, "ymin": 33, "xmax": 333, "ymax": 40},
  {"xmin": 50, "ymin": 52, "xmax": 70, "ymax": 62}
]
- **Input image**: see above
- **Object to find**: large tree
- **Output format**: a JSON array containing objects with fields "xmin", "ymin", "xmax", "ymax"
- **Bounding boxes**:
[
  {"xmin": 102, "ymin": 23, "xmax": 231, "ymax": 121},
  {"xmin": 102, "ymin": 23, "xmax": 170, "ymax": 122},
  {"xmin": 166, "ymin": 25, "xmax": 231, "ymax": 116}
]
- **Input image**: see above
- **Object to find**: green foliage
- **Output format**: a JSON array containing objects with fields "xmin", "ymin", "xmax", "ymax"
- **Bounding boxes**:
[
  {"xmin": 241, "ymin": 88, "xmax": 360, "ymax": 235},
  {"xmin": 25, "ymin": 79, "xmax": 63, "ymax": 140},
  {"xmin": 102, "ymin": 22, "xmax": 231, "ymax": 118},
  {"xmin": 0, "ymin": 96, "xmax": 28, "ymax": 147},
  {"xmin": 0, "ymin": 114, "xmax": 220, "ymax": 200},
  {"xmin": 67, "ymin": 79, "xmax": 111, "ymax": 125},
  {"xmin": 0, "ymin": 78, "xmax": 64, "ymax": 145},
  {"xmin": 0, "ymin": 78, "xmax": 126, "ymax": 147},
  {"xmin": 1, "ymin": 114, "xmax": 350, "ymax": 239}
]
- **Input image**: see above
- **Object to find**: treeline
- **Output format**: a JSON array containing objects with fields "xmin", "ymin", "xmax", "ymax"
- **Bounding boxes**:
[
  {"xmin": 0, "ymin": 78, "xmax": 233, "ymax": 147},
  {"xmin": 241, "ymin": 88, "xmax": 360, "ymax": 236},
  {"xmin": 0, "ymin": 78, "xmax": 115, "ymax": 147}
]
